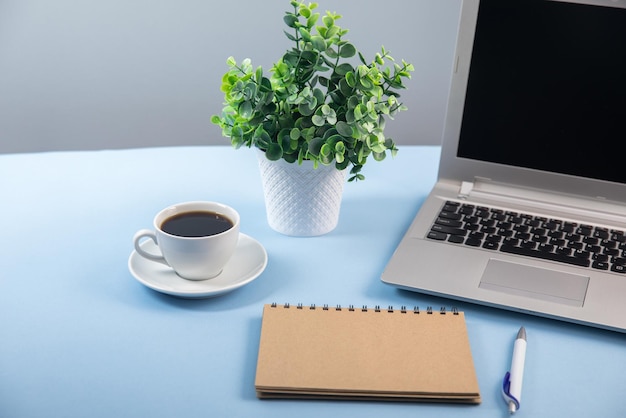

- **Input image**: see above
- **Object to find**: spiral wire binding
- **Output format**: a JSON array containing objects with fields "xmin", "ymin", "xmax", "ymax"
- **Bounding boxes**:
[{"xmin": 270, "ymin": 303, "xmax": 459, "ymax": 315}]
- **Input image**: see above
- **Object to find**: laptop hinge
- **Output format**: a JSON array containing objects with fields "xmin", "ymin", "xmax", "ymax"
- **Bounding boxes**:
[{"xmin": 458, "ymin": 181, "xmax": 474, "ymax": 199}]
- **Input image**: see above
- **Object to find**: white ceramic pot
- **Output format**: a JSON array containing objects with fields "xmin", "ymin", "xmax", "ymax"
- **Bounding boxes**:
[{"xmin": 257, "ymin": 151, "xmax": 346, "ymax": 236}]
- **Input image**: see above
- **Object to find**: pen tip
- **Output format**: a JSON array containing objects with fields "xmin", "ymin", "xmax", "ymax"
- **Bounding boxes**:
[{"xmin": 517, "ymin": 326, "xmax": 526, "ymax": 340}]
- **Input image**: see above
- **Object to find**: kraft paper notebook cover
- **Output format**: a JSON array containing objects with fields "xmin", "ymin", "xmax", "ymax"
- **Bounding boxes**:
[{"xmin": 254, "ymin": 303, "xmax": 481, "ymax": 403}]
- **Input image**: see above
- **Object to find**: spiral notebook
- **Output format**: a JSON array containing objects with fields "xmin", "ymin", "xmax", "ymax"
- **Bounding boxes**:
[{"xmin": 254, "ymin": 303, "xmax": 481, "ymax": 403}]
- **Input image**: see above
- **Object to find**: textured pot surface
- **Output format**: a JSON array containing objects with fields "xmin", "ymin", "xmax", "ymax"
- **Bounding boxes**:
[{"xmin": 257, "ymin": 152, "xmax": 346, "ymax": 236}]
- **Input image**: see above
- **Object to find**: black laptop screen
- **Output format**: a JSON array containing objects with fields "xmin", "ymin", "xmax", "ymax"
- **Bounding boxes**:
[{"xmin": 457, "ymin": 0, "xmax": 626, "ymax": 184}]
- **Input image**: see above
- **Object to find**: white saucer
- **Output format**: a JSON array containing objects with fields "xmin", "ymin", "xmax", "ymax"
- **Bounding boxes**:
[{"xmin": 128, "ymin": 233, "xmax": 268, "ymax": 299}]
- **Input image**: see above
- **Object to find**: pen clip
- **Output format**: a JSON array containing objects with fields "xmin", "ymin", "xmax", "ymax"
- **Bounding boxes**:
[{"xmin": 502, "ymin": 371, "xmax": 521, "ymax": 411}]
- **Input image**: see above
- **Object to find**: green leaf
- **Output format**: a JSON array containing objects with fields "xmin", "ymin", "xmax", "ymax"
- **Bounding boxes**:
[
  {"xmin": 358, "ymin": 51, "xmax": 367, "ymax": 65},
  {"xmin": 359, "ymin": 77, "xmax": 373, "ymax": 90},
  {"xmin": 345, "ymin": 109, "xmax": 355, "ymax": 124},
  {"xmin": 313, "ymin": 88, "xmax": 325, "ymax": 105},
  {"xmin": 289, "ymin": 128, "xmax": 301, "ymax": 140},
  {"xmin": 299, "ymin": 5, "xmax": 311, "ymax": 18},
  {"xmin": 308, "ymin": 137, "xmax": 325, "ymax": 155},
  {"xmin": 312, "ymin": 114, "xmax": 325, "ymax": 126},
  {"xmin": 338, "ymin": 78, "xmax": 352, "ymax": 96},
  {"xmin": 266, "ymin": 143, "xmax": 283, "ymax": 161},
  {"xmin": 335, "ymin": 158, "xmax": 349, "ymax": 170},
  {"xmin": 259, "ymin": 77, "xmax": 272, "ymax": 93},
  {"xmin": 299, "ymin": 27, "xmax": 312, "ymax": 42},
  {"xmin": 348, "ymin": 173, "xmax": 365, "ymax": 182},
  {"xmin": 353, "ymin": 105, "xmax": 364, "ymax": 121},
  {"xmin": 283, "ymin": 151, "xmax": 297, "ymax": 163},
  {"xmin": 311, "ymin": 35, "xmax": 326, "ymax": 51},
  {"xmin": 345, "ymin": 71, "xmax": 356, "ymax": 88},
  {"xmin": 283, "ymin": 30, "xmax": 297, "ymax": 42},
  {"xmin": 325, "ymin": 25, "xmax": 339, "ymax": 39},
  {"xmin": 325, "ymin": 134, "xmax": 343, "ymax": 149},
  {"xmin": 372, "ymin": 151, "xmax": 386, "ymax": 161},
  {"xmin": 335, "ymin": 121, "xmax": 353, "ymax": 137},
  {"xmin": 325, "ymin": 47, "xmax": 339, "ymax": 59},
  {"xmin": 339, "ymin": 43, "xmax": 356, "ymax": 58},
  {"xmin": 322, "ymin": 14, "xmax": 334, "ymax": 28},
  {"xmin": 298, "ymin": 101, "xmax": 316, "ymax": 116},
  {"xmin": 307, "ymin": 13, "xmax": 319, "ymax": 29},
  {"xmin": 254, "ymin": 127, "xmax": 271, "ymax": 148},
  {"xmin": 320, "ymin": 143, "xmax": 332, "ymax": 157},
  {"xmin": 231, "ymin": 125, "xmax": 244, "ymax": 143},
  {"xmin": 280, "ymin": 130, "xmax": 292, "ymax": 150},
  {"xmin": 283, "ymin": 13, "xmax": 299, "ymax": 28},
  {"xmin": 238, "ymin": 101, "xmax": 253, "ymax": 119},
  {"xmin": 335, "ymin": 63, "xmax": 353, "ymax": 76},
  {"xmin": 255, "ymin": 66, "xmax": 263, "ymax": 83}
]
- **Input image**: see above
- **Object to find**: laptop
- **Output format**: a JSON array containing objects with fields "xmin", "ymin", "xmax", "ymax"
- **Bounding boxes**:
[{"xmin": 382, "ymin": 0, "xmax": 626, "ymax": 332}]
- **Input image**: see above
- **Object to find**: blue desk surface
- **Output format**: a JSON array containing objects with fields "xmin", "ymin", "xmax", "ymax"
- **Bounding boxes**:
[{"xmin": 0, "ymin": 146, "xmax": 624, "ymax": 418}]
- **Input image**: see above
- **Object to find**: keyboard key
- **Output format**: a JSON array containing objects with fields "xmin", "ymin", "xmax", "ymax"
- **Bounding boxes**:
[
  {"xmin": 583, "ymin": 236, "xmax": 599, "ymax": 245},
  {"xmin": 550, "ymin": 238, "xmax": 566, "ymax": 247},
  {"xmin": 586, "ymin": 244, "xmax": 602, "ymax": 253},
  {"xmin": 448, "ymin": 235, "xmax": 465, "ymax": 244},
  {"xmin": 427, "ymin": 231, "xmax": 448, "ymax": 241},
  {"xmin": 592, "ymin": 261, "xmax": 609, "ymax": 270},
  {"xmin": 556, "ymin": 246, "xmax": 572, "ymax": 256},
  {"xmin": 594, "ymin": 228, "xmax": 609, "ymax": 240},
  {"xmin": 602, "ymin": 239, "xmax": 617, "ymax": 249},
  {"xmin": 500, "ymin": 244, "xmax": 591, "ymax": 267},
  {"xmin": 492, "ymin": 212, "xmax": 507, "ymax": 221},
  {"xmin": 611, "ymin": 232, "xmax": 626, "ymax": 243},
  {"xmin": 460, "ymin": 205, "xmax": 475, "ymax": 215},
  {"xmin": 435, "ymin": 217, "xmax": 463, "ymax": 228},
  {"xmin": 612, "ymin": 257, "xmax": 626, "ymax": 266},
  {"xmin": 573, "ymin": 250, "xmax": 591, "ymax": 260},
  {"xmin": 475, "ymin": 208, "xmax": 490, "ymax": 218},
  {"xmin": 485, "ymin": 234, "xmax": 502, "ymax": 243},
  {"xmin": 438, "ymin": 211, "xmax": 463, "ymax": 220},
  {"xmin": 482, "ymin": 241, "xmax": 499, "ymax": 250},
  {"xmin": 611, "ymin": 264, "xmax": 626, "ymax": 274},
  {"xmin": 562, "ymin": 222, "xmax": 577, "ymax": 233},
  {"xmin": 593, "ymin": 253, "xmax": 609, "ymax": 263},
  {"xmin": 465, "ymin": 237, "xmax": 482, "ymax": 247},
  {"xmin": 431, "ymin": 224, "xmax": 467, "ymax": 236}
]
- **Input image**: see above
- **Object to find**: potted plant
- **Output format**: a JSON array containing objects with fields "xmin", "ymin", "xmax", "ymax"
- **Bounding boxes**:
[{"xmin": 211, "ymin": 0, "xmax": 414, "ymax": 235}]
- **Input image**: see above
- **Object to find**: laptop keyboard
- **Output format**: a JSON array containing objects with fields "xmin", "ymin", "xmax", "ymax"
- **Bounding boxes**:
[{"xmin": 427, "ymin": 201, "xmax": 626, "ymax": 274}]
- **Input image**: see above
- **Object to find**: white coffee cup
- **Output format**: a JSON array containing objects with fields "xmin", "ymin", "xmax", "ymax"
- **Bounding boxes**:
[{"xmin": 133, "ymin": 201, "xmax": 240, "ymax": 280}]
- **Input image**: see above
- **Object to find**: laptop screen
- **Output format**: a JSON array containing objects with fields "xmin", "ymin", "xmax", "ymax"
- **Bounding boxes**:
[{"xmin": 456, "ymin": 0, "xmax": 626, "ymax": 184}]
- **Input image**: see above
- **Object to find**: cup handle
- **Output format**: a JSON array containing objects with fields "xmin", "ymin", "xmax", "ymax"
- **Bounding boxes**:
[{"xmin": 133, "ymin": 229, "xmax": 168, "ymax": 265}]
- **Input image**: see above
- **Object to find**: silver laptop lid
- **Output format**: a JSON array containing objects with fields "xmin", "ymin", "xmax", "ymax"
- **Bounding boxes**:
[{"xmin": 440, "ymin": 0, "xmax": 626, "ymax": 204}]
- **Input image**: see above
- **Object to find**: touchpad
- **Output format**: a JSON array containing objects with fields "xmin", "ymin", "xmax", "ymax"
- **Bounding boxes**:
[{"xmin": 479, "ymin": 259, "xmax": 589, "ymax": 307}]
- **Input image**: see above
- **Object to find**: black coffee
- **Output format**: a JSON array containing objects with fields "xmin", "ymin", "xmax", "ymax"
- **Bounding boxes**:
[{"xmin": 161, "ymin": 211, "xmax": 233, "ymax": 237}]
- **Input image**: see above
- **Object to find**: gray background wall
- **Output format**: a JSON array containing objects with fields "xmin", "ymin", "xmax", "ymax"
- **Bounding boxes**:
[{"xmin": 0, "ymin": 0, "xmax": 461, "ymax": 153}]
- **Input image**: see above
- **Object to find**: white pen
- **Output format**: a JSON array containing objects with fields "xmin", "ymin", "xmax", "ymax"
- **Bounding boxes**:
[{"xmin": 502, "ymin": 326, "xmax": 527, "ymax": 414}]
